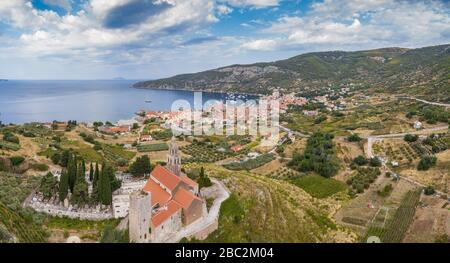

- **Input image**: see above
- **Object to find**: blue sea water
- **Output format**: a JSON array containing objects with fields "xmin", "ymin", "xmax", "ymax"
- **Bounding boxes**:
[{"xmin": 0, "ymin": 80, "xmax": 251, "ymax": 124}]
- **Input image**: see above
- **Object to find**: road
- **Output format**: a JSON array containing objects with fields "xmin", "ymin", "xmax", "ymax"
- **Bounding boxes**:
[
  {"xmin": 365, "ymin": 125, "xmax": 448, "ymax": 158},
  {"xmin": 162, "ymin": 178, "xmax": 230, "ymax": 243},
  {"xmin": 400, "ymin": 96, "xmax": 450, "ymax": 108}
]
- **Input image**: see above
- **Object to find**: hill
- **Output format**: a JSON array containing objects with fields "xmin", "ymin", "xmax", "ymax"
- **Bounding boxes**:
[{"xmin": 134, "ymin": 44, "xmax": 450, "ymax": 99}]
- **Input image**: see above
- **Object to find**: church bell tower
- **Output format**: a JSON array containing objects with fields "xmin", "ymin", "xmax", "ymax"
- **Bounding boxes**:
[{"xmin": 167, "ymin": 136, "xmax": 181, "ymax": 176}]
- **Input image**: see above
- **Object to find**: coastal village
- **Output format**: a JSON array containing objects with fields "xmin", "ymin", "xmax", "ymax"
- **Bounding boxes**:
[{"xmin": 1, "ymin": 86, "xmax": 449, "ymax": 244}]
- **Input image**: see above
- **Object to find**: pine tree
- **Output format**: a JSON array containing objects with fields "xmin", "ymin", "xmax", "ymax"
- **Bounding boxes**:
[
  {"xmin": 59, "ymin": 170, "xmax": 69, "ymax": 202},
  {"xmin": 89, "ymin": 163, "xmax": 94, "ymax": 182}
]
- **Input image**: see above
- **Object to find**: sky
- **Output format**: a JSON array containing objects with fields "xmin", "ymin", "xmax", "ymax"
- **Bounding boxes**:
[{"xmin": 0, "ymin": 0, "xmax": 449, "ymax": 80}]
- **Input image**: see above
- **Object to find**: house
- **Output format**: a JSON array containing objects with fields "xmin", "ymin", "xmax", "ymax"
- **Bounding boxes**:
[
  {"xmin": 131, "ymin": 137, "xmax": 205, "ymax": 242},
  {"xmin": 303, "ymin": 110, "xmax": 319, "ymax": 117},
  {"xmin": 98, "ymin": 125, "xmax": 131, "ymax": 134}
]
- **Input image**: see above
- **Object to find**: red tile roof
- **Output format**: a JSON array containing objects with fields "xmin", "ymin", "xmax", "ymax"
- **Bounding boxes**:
[
  {"xmin": 151, "ymin": 165, "xmax": 181, "ymax": 192},
  {"xmin": 173, "ymin": 188, "xmax": 201, "ymax": 209},
  {"xmin": 143, "ymin": 179, "xmax": 170, "ymax": 207},
  {"xmin": 180, "ymin": 175, "xmax": 198, "ymax": 189},
  {"xmin": 151, "ymin": 200, "xmax": 181, "ymax": 227}
]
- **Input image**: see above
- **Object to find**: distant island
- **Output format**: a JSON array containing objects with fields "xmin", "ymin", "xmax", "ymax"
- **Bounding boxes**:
[{"xmin": 0, "ymin": 79, "xmax": 8, "ymax": 82}]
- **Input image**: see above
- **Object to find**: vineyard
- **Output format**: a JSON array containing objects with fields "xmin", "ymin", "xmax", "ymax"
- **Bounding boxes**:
[
  {"xmin": 137, "ymin": 143, "xmax": 168, "ymax": 152},
  {"xmin": 101, "ymin": 144, "xmax": 136, "ymax": 166},
  {"xmin": 0, "ymin": 202, "xmax": 48, "ymax": 242},
  {"xmin": 364, "ymin": 189, "xmax": 421, "ymax": 243},
  {"xmin": 223, "ymin": 154, "xmax": 275, "ymax": 171}
]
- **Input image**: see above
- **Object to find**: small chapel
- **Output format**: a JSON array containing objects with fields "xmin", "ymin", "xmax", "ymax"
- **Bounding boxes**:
[{"xmin": 129, "ymin": 137, "xmax": 206, "ymax": 243}]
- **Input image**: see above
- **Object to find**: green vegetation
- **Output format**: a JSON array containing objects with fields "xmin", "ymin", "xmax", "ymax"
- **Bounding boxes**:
[
  {"xmin": 223, "ymin": 153, "xmax": 275, "ymax": 171},
  {"xmin": 197, "ymin": 167, "xmax": 212, "ymax": 189},
  {"xmin": 0, "ymin": 140, "xmax": 20, "ymax": 151},
  {"xmin": 9, "ymin": 156, "xmax": 25, "ymax": 166},
  {"xmin": 137, "ymin": 143, "xmax": 168, "ymax": 152},
  {"xmin": 290, "ymin": 175, "xmax": 347, "ymax": 199},
  {"xmin": 39, "ymin": 172, "xmax": 58, "ymax": 200},
  {"xmin": 353, "ymin": 155, "xmax": 368, "ymax": 166},
  {"xmin": 129, "ymin": 155, "xmax": 152, "ymax": 177},
  {"xmin": 31, "ymin": 163, "xmax": 49, "ymax": 172},
  {"xmin": 101, "ymin": 143, "xmax": 135, "ymax": 167},
  {"xmin": 377, "ymin": 184, "xmax": 394, "ymax": 197},
  {"xmin": 346, "ymin": 167, "xmax": 381, "ymax": 193},
  {"xmin": 347, "ymin": 134, "xmax": 362, "ymax": 142},
  {"xmin": 289, "ymin": 132, "xmax": 339, "ymax": 178},
  {"xmin": 100, "ymin": 225, "xmax": 129, "ymax": 243},
  {"xmin": 417, "ymin": 156, "xmax": 437, "ymax": 171},
  {"xmin": 404, "ymin": 134, "xmax": 419, "ymax": 143},
  {"xmin": 0, "ymin": 172, "xmax": 47, "ymax": 242},
  {"xmin": 151, "ymin": 129, "xmax": 173, "ymax": 140},
  {"xmin": 423, "ymin": 186, "xmax": 436, "ymax": 196},
  {"xmin": 364, "ymin": 190, "xmax": 421, "ymax": 243}
]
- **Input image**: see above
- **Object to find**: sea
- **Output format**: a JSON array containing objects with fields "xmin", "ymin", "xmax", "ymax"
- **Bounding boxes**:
[{"xmin": 0, "ymin": 80, "xmax": 256, "ymax": 124}]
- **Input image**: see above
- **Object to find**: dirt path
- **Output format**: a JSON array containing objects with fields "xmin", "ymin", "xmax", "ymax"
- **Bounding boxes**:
[{"xmin": 162, "ymin": 178, "xmax": 230, "ymax": 243}]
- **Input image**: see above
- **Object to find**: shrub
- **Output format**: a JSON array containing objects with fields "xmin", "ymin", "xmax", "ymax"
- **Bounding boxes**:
[
  {"xmin": 423, "ymin": 186, "xmax": 436, "ymax": 195},
  {"xmin": 404, "ymin": 134, "xmax": 419, "ymax": 143},
  {"xmin": 369, "ymin": 157, "xmax": 382, "ymax": 167},
  {"xmin": 31, "ymin": 163, "xmax": 49, "ymax": 172},
  {"xmin": 347, "ymin": 134, "xmax": 362, "ymax": 142},
  {"xmin": 353, "ymin": 155, "xmax": 368, "ymax": 166},
  {"xmin": 9, "ymin": 156, "xmax": 25, "ymax": 166}
]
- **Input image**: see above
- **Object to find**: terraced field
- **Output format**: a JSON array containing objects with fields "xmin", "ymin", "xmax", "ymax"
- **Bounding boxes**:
[{"xmin": 185, "ymin": 164, "xmax": 357, "ymax": 243}]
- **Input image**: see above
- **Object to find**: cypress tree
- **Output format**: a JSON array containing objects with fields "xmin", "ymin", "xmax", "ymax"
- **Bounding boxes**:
[
  {"xmin": 68, "ymin": 155, "xmax": 78, "ymax": 193},
  {"xmin": 102, "ymin": 170, "xmax": 112, "ymax": 206},
  {"xmin": 89, "ymin": 163, "xmax": 94, "ymax": 182},
  {"xmin": 71, "ymin": 161, "xmax": 89, "ymax": 205},
  {"xmin": 59, "ymin": 170, "xmax": 69, "ymax": 202},
  {"xmin": 94, "ymin": 163, "xmax": 100, "ymax": 188}
]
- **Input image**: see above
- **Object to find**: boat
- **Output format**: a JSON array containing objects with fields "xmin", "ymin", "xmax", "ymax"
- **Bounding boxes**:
[{"xmin": 145, "ymin": 100, "xmax": 152, "ymax": 103}]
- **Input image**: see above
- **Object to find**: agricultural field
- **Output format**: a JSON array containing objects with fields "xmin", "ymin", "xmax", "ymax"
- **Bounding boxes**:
[
  {"xmin": 181, "ymin": 142, "xmax": 234, "ymax": 163},
  {"xmin": 101, "ymin": 143, "xmax": 136, "ymax": 166},
  {"xmin": 346, "ymin": 167, "xmax": 381, "ymax": 194},
  {"xmin": 0, "ymin": 140, "xmax": 20, "ymax": 151},
  {"xmin": 223, "ymin": 153, "xmax": 275, "ymax": 171},
  {"xmin": 364, "ymin": 190, "xmax": 421, "ymax": 243},
  {"xmin": 137, "ymin": 143, "xmax": 168, "ymax": 152},
  {"xmin": 290, "ymin": 175, "xmax": 348, "ymax": 199}
]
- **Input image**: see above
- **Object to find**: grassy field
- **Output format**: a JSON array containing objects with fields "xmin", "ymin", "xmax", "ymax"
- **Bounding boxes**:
[
  {"xmin": 290, "ymin": 175, "xmax": 348, "ymax": 199},
  {"xmin": 185, "ymin": 164, "xmax": 356, "ymax": 243}
]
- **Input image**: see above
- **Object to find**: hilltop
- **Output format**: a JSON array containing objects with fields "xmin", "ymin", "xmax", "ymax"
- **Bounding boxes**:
[{"xmin": 134, "ymin": 44, "xmax": 450, "ymax": 100}]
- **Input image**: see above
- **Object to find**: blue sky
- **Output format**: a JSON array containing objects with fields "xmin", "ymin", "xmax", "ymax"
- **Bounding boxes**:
[{"xmin": 0, "ymin": 0, "xmax": 449, "ymax": 80}]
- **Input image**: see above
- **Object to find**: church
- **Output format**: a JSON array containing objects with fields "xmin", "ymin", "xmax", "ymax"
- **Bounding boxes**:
[{"xmin": 129, "ymin": 137, "xmax": 206, "ymax": 243}]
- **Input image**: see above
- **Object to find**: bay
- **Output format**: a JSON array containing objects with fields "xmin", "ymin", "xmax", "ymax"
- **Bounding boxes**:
[{"xmin": 0, "ymin": 80, "xmax": 254, "ymax": 124}]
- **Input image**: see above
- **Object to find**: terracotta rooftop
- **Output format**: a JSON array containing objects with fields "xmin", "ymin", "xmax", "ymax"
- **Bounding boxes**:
[
  {"xmin": 151, "ymin": 165, "xmax": 181, "ymax": 191},
  {"xmin": 173, "ymin": 188, "xmax": 201, "ymax": 210},
  {"xmin": 142, "ymin": 179, "xmax": 170, "ymax": 207},
  {"xmin": 180, "ymin": 175, "xmax": 198, "ymax": 189},
  {"xmin": 151, "ymin": 200, "xmax": 181, "ymax": 227}
]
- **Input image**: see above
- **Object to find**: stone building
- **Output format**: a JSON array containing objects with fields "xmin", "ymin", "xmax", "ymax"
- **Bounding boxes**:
[
  {"xmin": 130, "ymin": 136, "xmax": 205, "ymax": 242},
  {"xmin": 129, "ymin": 191, "xmax": 151, "ymax": 243}
]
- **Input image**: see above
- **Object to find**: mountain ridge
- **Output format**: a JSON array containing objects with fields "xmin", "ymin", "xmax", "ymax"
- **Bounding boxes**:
[{"xmin": 133, "ymin": 44, "xmax": 450, "ymax": 99}]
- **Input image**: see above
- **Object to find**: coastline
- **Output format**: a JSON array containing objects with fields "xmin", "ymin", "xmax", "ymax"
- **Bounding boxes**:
[{"xmin": 131, "ymin": 84, "xmax": 263, "ymax": 97}]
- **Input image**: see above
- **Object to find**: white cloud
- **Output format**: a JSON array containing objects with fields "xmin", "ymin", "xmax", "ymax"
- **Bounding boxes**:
[
  {"xmin": 255, "ymin": 0, "xmax": 450, "ymax": 50},
  {"xmin": 217, "ymin": 4, "xmax": 233, "ymax": 15},
  {"xmin": 241, "ymin": 39, "xmax": 278, "ymax": 50},
  {"xmin": 221, "ymin": 0, "xmax": 279, "ymax": 8}
]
